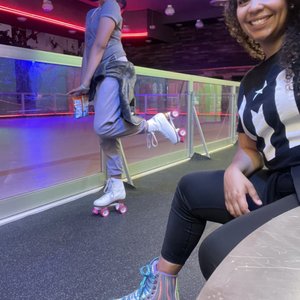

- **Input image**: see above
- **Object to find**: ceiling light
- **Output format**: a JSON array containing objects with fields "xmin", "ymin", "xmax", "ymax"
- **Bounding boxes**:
[
  {"xmin": 165, "ymin": 4, "xmax": 175, "ymax": 16},
  {"xmin": 149, "ymin": 10, "xmax": 156, "ymax": 30},
  {"xmin": 68, "ymin": 29, "xmax": 77, "ymax": 34},
  {"xmin": 209, "ymin": 0, "xmax": 228, "ymax": 7},
  {"xmin": 42, "ymin": 0, "xmax": 54, "ymax": 12},
  {"xmin": 195, "ymin": 19, "xmax": 204, "ymax": 29},
  {"xmin": 17, "ymin": 16, "xmax": 27, "ymax": 22}
]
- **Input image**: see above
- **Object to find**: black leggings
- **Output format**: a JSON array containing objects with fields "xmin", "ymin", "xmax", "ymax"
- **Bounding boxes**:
[{"xmin": 160, "ymin": 169, "xmax": 299, "ymax": 279}]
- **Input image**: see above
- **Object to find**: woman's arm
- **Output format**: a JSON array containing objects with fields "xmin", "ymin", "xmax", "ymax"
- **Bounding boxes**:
[
  {"xmin": 81, "ymin": 16, "xmax": 115, "ymax": 88},
  {"xmin": 81, "ymin": 44, "xmax": 88, "ymax": 80},
  {"xmin": 224, "ymin": 133, "xmax": 264, "ymax": 217},
  {"xmin": 230, "ymin": 133, "xmax": 264, "ymax": 176},
  {"xmin": 68, "ymin": 16, "xmax": 115, "ymax": 95}
]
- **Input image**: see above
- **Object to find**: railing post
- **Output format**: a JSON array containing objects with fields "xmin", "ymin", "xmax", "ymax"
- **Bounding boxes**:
[
  {"xmin": 230, "ymin": 86, "xmax": 238, "ymax": 144},
  {"xmin": 21, "ymin": 93, "xmax": 25, "ymax": 116},
  {"xmin": 187, "ymin": 81, "xmax": 194, "ymax": 158}
]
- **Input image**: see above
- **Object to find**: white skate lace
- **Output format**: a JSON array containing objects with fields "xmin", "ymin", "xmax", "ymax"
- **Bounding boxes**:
[
  {"xmin": 146, "ymin": 132, "xmax": 158, "ymax": 148},
  {"xmin": 103, "ymin": 178, "xmax": 112, "ymax": 193}
]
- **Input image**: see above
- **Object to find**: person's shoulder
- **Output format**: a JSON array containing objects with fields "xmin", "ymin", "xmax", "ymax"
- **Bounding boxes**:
[
  {"xmin": 101, "ymin": 0, "xmax": 121, "ymax": 20},
  {"xmin": 103, "ymin": 0, "xmax": 119, "ymax": 10},
  {"xmin": 240, "ymin": 65, "xmax": 258, "ymax": 86},
  {"xmin": 242, "ymin": 52, "xmax": 281, "ymax": 84},
  {"xmin": 86, "ymin": 8, "xmax": 97, "ymax": 17}
]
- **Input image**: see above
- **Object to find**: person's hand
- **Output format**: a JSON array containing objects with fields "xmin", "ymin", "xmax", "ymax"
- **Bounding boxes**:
[
  {"xmin": 224, "ymin": 165, "xmax": 262, "ymax": 217},
  {"xmin": 67, "ymin": 84, "xmax": 90, "ymax": 96}
]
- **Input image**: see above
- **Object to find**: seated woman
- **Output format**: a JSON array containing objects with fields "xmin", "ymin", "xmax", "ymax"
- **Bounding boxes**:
[{"xmin": 114, "ymin": 0, "xmax": 300, "ymax": 299}]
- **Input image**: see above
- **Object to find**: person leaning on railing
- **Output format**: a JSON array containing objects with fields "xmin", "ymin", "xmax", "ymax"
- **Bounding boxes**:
[{"xmin": 68, "ymin": 0, "xmax": 186, "ymax": 215}]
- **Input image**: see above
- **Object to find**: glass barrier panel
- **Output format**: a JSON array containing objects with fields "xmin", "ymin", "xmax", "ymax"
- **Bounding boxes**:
[
  {"xmin": 193, "ymin": 82, "xmax": 234, "ymax": 147},
  {"xmin": 0, "ymin": 46, "xmax": 240, "ymax": 212}
]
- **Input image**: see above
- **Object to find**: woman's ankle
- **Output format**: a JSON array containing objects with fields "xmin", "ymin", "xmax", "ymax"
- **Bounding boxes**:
[{"xmin": 157, "ymin": 257, "xmax": 182, "ymax": 276}]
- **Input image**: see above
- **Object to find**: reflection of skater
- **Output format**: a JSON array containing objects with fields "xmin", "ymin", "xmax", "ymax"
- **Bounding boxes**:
[
  {"xmin": 49, "ymin": 37, "xmax": 59, "ymax": 50},
  {"xmin": 0, "ymin": 30, "xmax": 11, "ymax": 45},
  {"xmin": 68, "ymin": 0, "xmax": 185, "ymax": 216},
  {"xmin": 114, "ymin": 0, "xmax": 300, "ymax": 299},
  {"xmin": 12, "ymin": 28, "xmax": 27, "ymax": 47}
]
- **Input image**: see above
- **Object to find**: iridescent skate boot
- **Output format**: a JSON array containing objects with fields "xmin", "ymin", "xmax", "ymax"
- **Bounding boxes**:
[
  {"xmin": 114, "ymin": 257, "xmax": 180, "ymax": 300},
  {"xmin": 146, "ymin": 111, "xmax": 186, "ymax": 148},
  {"xmin": 92, "ymin": 178, "xmax": 127, "ymax": 217}
]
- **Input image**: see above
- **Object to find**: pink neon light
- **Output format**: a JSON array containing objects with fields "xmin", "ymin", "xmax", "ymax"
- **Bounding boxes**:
[
  {"xmin": 121, "ymin": 32, "xmax": 148, "ymax": 38},
  {"xmin": 0, "ymin": 5, "xmax": 149, "ymax": 38},
  {"xmin": 0, "ymin": 5, "xmax": 85, "ymax": 31}
]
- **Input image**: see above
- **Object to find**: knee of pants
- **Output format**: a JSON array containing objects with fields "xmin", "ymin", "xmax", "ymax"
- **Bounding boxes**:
[
  {"xmin": 172, "ymin": 173, "xmax": 200, "ymax": 210},
  {"xmin": 94, "ymin": 122, "xmax": 112, "ymax": 138},
  {"xmin": 198, "ymin": 232, "xmax": 223, "ymax": 280},
  {"xmin": 171, "ymin": 175, "xmax": 192, "ymax": 210}
]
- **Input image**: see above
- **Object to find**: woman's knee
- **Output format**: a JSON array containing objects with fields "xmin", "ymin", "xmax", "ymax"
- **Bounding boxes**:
[
  {"xmin": 198, "ymin": 231, "xmax": 224, "ymax": 280},
  {"xmin": 174, "ymin": 171, "xmax": 225, "ymax": 210},
  {"xmin": 94, "ymin": 122, "xmax": 112, "ymax": 137},
  {"xmin": 172, "ymin": 174, "xmax": 195, "ymax": 209}
]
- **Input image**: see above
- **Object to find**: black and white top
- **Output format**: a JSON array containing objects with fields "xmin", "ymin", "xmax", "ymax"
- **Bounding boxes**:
[{"xmin": 237, "ymin": 51, "xmax": 300, "ymax": 171}]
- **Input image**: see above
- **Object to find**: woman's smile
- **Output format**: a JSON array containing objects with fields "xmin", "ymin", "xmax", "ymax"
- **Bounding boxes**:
[
  {"xmin": 248, "ymin": 14, "xmax": 272, "ymax": 26},
  {"xmin": 237, "ymin": 0, "xmax": 288, "ymax": 57}
]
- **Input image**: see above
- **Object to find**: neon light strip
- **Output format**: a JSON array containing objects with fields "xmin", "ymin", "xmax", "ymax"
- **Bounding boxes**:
[
  {"xmin": 0, "ymin": 5, "xmax": 149, "ymax": 38},
  {"xmin": 0, "ymin": 5, "xmax": 85, "ymax": 31},
  {"xmin": 122, "ymin": 32, "xmax": 148, "ymax": 38}
]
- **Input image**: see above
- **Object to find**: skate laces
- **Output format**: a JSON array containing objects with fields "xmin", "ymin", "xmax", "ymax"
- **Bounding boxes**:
[
  {"xmin": 103, "ymin": 178, "xmax": 113, "ymax": 193},
  {"xmin": 117, "ymin": 261, "xmax": 158, "ymax": 300},
  {"xmin": 137, "ymin": 263, "xmax": 158, "ymax": 298},
  {"xmin": 146, "ymin": 132, "xmax": 158, "ymax": 148}
]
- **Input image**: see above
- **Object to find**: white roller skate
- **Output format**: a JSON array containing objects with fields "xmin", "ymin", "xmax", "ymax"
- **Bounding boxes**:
[
  {"xmin": 146, "ymin": 111, "xmax": 186, "ymax": 148},
  {"xmin": 92, "ymin": 178, "xmax": 127, "ymax": 217},
  {"xmin": 113, "ymin": 257, "xmax": 180, "ymax": 300}
]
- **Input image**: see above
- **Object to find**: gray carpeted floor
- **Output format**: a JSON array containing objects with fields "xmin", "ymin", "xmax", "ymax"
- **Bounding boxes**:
[{"xmin": 0, "ymin": 146, "xmax": 236, "ymax": 300}]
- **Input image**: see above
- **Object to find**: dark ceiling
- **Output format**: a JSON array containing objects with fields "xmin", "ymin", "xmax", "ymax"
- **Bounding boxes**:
[{"xmin": 1, "ymin": 0, "xmax": 253, "ymax": 78}]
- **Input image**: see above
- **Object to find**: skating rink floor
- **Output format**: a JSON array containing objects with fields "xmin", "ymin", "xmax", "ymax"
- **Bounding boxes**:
[{"xmin": 0, "ymin": 146, "xmax": 236, "ymax": 300}]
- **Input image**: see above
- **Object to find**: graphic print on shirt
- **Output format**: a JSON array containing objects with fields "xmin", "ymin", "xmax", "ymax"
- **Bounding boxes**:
[
  {"xmin": 251, "ymin": 105, "xmax": 275, "ymax": 161},
  {"xmin": 275, "ymin": 71, "xmax": 300, "ymax": 150},
  {"xmin": 239, "ymin": 69, "xmax": 300, "ymax": 162},
  {"xmin": 253, "ymin": 80, "xmax": 267, "ymax": 101}
]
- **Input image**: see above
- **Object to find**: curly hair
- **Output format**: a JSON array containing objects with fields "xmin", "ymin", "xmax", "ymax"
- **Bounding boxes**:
[{"xmin": 224, "ymin": 0, "xmax": 300, "ymax": 93}]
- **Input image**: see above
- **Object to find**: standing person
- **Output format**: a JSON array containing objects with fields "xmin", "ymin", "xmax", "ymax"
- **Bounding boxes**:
[
  {"xmin": 68, "ymin": 0, "xmax": 184, "ymax": 212},
  {"xmin": 114, "ymin": 0, "xmax": 300, "ymax": 298}
]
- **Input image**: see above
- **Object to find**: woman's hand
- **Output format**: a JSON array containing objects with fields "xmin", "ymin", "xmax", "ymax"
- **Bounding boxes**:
[
  {"xmin": 224, "ymin": 165, "xmax": 262, "ymax": 217},
  {"xmin": 67, "ymin": 84, "xmax": 90, "ymax": 96}
]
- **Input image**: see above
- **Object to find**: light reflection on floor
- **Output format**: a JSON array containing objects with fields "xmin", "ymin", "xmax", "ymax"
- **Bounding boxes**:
[{"xmin": 0, "ymin": 115, "xmax": 230, "ymax": 199}]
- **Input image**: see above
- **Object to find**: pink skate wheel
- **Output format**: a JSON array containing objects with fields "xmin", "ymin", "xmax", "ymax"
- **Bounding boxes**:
[
  {"xmin": 177, "ymin": 128, "xmax": 186, "ymax": 143},
  {"xmin": 100, "ymin": 208, "xmax": 110, "ymax": 217},
  {"xmin": 178, "ymin": 128, "xmax": 186, "ymax": 137},
  {"xmin": 171, "ymin": 110, "xmax": 179, "ymax": 118},
  {"xmin": 118, "ymin": 204, "xmax": 127, "ymax": 214},
  {"xmin": 92, "ymin": 207, "xmax": 99, "ymax": 215}
]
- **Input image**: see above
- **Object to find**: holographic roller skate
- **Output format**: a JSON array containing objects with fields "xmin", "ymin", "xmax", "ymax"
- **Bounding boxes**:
[
  {"xmin": 113, "ymin": 257, "xmax": 180, "ymax": 300},
  {"xmin": 92, "ymin": 178, "xmax": 127, "ymax": 217}
]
